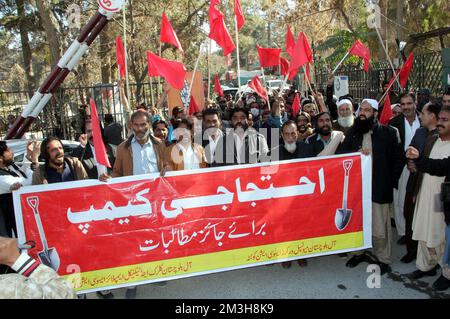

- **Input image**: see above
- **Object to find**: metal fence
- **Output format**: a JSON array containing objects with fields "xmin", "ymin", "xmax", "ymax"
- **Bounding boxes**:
[
  {"xmin": 0, "ymin": 80, "xmax": 165, "ymax": 140},
  {"xmin": 0, "ymin": 51, "xmax": 445, "ymax": 140},
  {"xmin": 314, "ymin": 51, "xmax": 444, "ymax": 101}
]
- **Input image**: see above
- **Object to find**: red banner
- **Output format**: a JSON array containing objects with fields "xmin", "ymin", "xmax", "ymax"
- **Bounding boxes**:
[{"xmin": 14, "ymin": 154, "xmax": 372, "ymax": 293}]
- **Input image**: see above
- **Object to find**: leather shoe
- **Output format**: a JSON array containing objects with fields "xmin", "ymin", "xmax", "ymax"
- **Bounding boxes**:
[
  {"xmin": 297, "ymin": 259, "xmax": 308, "ymax": 267},
  {"xmin": 406, "ymin": 267, "xmax": 437, "ymax": 280},
  {"xmin": 96, "ymin": 290, "xmax": 114, "ymax": 299},
  {"xmin": 397, "ymin": 236, "xmax": 406, "ymax": 245},
  {"xmin": 377, "ymin": 262, "xmax": 392, "ymax": 275},
  {"xmin": 281, "ymin": 261, "xmax": 292, "ymax": 269},
  {"xmin": 125, "ymin": 287, "xmax": 137, "ymax": 299},
  {"xmin": 345, "ymin": 254, "xmax": 368, "ymax": 268},
  {"xmin": 400, "ymin": 253, "xmax": 416, "ymax": 263},
  {"xmin": 432, "ymin": 275, "xmax": 450, "ymax": 291}
]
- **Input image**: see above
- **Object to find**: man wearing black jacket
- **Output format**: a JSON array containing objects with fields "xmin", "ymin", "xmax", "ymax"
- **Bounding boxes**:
[{"xmin": 337, "ymin": 99, "xmax": 404, "ymax": 274}]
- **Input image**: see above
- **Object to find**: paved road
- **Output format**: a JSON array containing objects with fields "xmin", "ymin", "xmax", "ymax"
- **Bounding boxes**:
[{"xmin": 86, "ymin": 230, "xmax": 450, "ymax": 299}]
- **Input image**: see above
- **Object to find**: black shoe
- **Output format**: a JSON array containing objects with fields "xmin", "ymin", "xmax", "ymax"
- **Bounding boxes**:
[
  {"xmin": 345, "ymin": 254, "xmax": 368, "ymax": 268},
  {"xmin": 391, "ymin": 218, "xmax": 396, "ymax": 228},
  {"xmin": 397, "ymin": 236, "xmax": 406, "ymax": 245},
  {"xmin": 432, "ymin": 275, "xmax": 450, "ymax": 291},
  {"xmin": 96, "ymin": 291, "xmax": 114, "ymax": 299},
  {"xmin": 281, "ymin": 261, "xmax": 292, "ymax": 269},
  {"xmin": 126, "ymin": 287, "xmax": 137, "ymax": 299},
  {"xmin": 406, "ymin": 268, "xmax": 437, "ymax": 280},
  {"xmin": 377, "ymin": 262, "xmax": 392, "ymax": 275},
  {"xmin": 400, "ymin": 253, "xmax": 416, "ymax": 263},
  {"xmin": 297, "ymin": 259, "xmax": 308, "ymax": 267}
]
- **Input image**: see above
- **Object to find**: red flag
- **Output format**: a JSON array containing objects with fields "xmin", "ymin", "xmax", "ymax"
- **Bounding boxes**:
[
  {"xmin": 209, "ymin": 2, "xmax": 236, "ymax": 56},
  {"xmin": 291, "ymin": 93, "xmax": 301, "ymax": 118},
  {"xmin": 257, "ymin": 46, "xmax": 282, "ymax": 68},
  {"xmin": 189, "ymin": 96, "xmax": 200, "ymax": 115},
  {"xmin": 288, "ymin": 33, "xmax": 310, "ymax": 76},
  {"xmin": 248, "ymin": 76, "xmax": 268, "ymax": 101},
  {"xmin": 280, "ymin": 57, "xmax": 289, "ymax": 76},
  {"xmin": 146, "ymin": 51, "xmax": 187, "ymax": 90},
  {"xmin": 234, "ymin": 0, "xmax": 245, "ymax": 31},
  {"xmin": 160, "ymin": 12, "xmax": 183, "ymax": 52},
  {"xmin": 214, "ymin": 74, "xmax": 224, "ymax": 97},
  {"xmin": 348, "ymin": 39, "xmax": 370, "ymax": 72},
  {"xmin": 89, "ymin": 99, "xmax": 111, "ymax": 168},
  {"xmin": 116, "ymin": 36, "xmax": 126, "ymax": 78},
  {"xmin": 379, "ymin": 90, "xmax": 393, "ymax": 125},
  {"xmin": 286, "ymin": 26, "xmax": 295, "ymax": 57},
  {"xmin": 399, "ymin": 53, "xmax": 414, "ymax": 88},
  {"xmin": 301, "ymin": 32, "xmax": 313, "ymax": 63}
]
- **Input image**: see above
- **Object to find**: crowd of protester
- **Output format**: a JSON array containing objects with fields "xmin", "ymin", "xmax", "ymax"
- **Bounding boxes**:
[{"xmin": 1, "ymin": 75, "xmax": 450, "ymax": 298}]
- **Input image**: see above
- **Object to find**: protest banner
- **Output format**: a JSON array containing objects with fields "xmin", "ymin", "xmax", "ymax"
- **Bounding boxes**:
[{"xmin": 14, "ymin": 153, "xmax": 372, "ymax": 294}]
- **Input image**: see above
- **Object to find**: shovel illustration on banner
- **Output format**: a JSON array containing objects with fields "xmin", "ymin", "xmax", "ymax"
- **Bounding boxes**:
[
  {"xmin": 27, "ymin": 196, "xmax": 60, "ymax": 271},
  {"xmin": 335, "ymin": 160, "xmax": 353, "ymax": 231}
]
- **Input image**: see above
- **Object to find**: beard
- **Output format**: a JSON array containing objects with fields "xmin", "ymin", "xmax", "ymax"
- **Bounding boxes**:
[
  {"xmin": 284, "ymin": 142, "xmax": 297, "ymax": 153},
  {"xmin": 298, "ymin": 125, "xmax": 308, "ymax": 133},
  {"xmin": 338, "ymin": 115, "xmax": 354, "ymax": 128},
  {"xmin": 134, "ymin": 129, "xmax": 149, "ymax": 141},
  {"xmin": 317, "ymin": 125, "xmax": 332, "ymax": 136},
  {"xmin": 3, "ymin": 158, "xmax": 14, "ymax": 166},
  {"xmin": 50, "ymin": 154, "xmax": 64, "ymax": 167},
  {"xmin": 354, "ymin": 115, "xmax": 375, "ymax": 134}
]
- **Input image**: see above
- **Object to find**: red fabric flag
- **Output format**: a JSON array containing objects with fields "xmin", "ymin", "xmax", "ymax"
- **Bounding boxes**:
[
  {"xmin": 248, "ymin": 76, "xmax": 268, "ymax": 101},
  {"xmin": 89, "ymin": 99, "xmax": 111, "ymax": 169},
  {"xmin": 189, "ymin": 96, "xmax": 200, "ymax": 115},
  {"xmin": 399, "ymin": 53, "xmax": 414, "ymax": 88},
  {"xmin": 301, "ymin": 32, "xmax": 313, "ymax": 63},
  {"xmin": 291, "ymin": 93, "xmax": 301, "ymax": 118},
  {"xmin": 286, "ymin": 26, "xmax": 295, "ymax": 57},
  {"xmin": 257, "ymin": 46, "xmax": 282, "ymax": 68},
  {"xmin": 146, "ymin": 51, "xmax": 187, "ymax": 90},
  {"xmin": 116, "ymin": 36, "xmax": 126, "ymax": 78},
  {"xmin": 214, "ymin": 74, "xmax": 224, "ymax": 97},
  {"xmin": 234, "ymin": 0, "xmax": 245, "ymax": 31},
  {"xmin": 160, "ymin": 12, "xmax": 183, "ymax": 52},
  {"xmin": 379, "ymin": 90, "xmax": 393, "ymax": 125},
  {"xmin": 288, "ymin": 33, "xmax": 310, "ymax": 76},
  {"xmin": 208, "ymin": 2, "xmax": 235, "ymax": 56},
  {"xmin": 348, "ymin": 39, "xmax": 370, "ymax": 72},
  {"xmin": 280, "ymin": 57, "xmax": 289, "ymax": 76}
]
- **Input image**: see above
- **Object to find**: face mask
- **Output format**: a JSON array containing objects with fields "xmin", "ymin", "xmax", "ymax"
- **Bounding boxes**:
[{"xmin": 250, "ymin": 108, "xmax": 260, "ymax": 117}]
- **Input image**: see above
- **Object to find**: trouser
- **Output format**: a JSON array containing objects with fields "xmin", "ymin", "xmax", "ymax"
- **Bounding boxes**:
[
  {"xmin": 393, "ymin": 166, "xmax": 409, "ymax": 236},
  {"xmin": 404, "ymin": 191, "xmax": 418, "ymax": 256},
  {"xmin": 416, "ymin": 240, "xmax": 445, "ymax": 272},
  {"xmin": 350, "ymin": 203, "xmax": 392, "ymax": 264},
  {"xmin": 443, "ymin": 224, "xmax": 450, "ymax": 280}
]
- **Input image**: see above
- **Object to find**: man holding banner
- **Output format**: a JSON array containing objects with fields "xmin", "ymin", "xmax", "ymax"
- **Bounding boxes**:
[{"xmin": 337, "ymin": 99, "xmax": 403, "ymax": 274}]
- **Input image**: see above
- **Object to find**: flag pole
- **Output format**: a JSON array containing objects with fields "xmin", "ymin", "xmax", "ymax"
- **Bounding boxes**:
[
  {"xmin": 188, "ymin": 44, "xmax": 203, "ymax": 112},
  {"xmin": 378, "ymin": 71, "xmax": 401, "ymax": 105},
  {"xmin": 303, "ymin": 65, "xmax": 318, "ymax": 109},
  {"xmin": 159, "ymin": 42, "xmax": 163, "ymax": 99},
  {"xmin": 332, "ymin": 51, "xmax": 350, "ymax": 74},
  {"xmin": 207, "ymin": 39, "xmax": 211, "ymax": 101},
  {"xmin": 235, "ymin": 15, "xmax": 241, "ymax": 100},
  {"xmin": 122, "ymin": 4, "xmax": 130, "ymax": 107},
  {"xmin": 260, "ymin": 67, "xmax": 270, "ymax": 110},
  {"xmin": 375, "ymin": 27, "xmax": 401, "ymax": 88}
]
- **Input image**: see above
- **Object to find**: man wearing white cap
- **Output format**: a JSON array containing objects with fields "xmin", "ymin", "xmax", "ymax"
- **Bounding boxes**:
[
  {"xmin": 337, "ymin": 98, "xmax": 404, "ymax": 274},
  {"xmin": 333, "ymin": 99, "xmax": 355, "ymax": 135}
]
